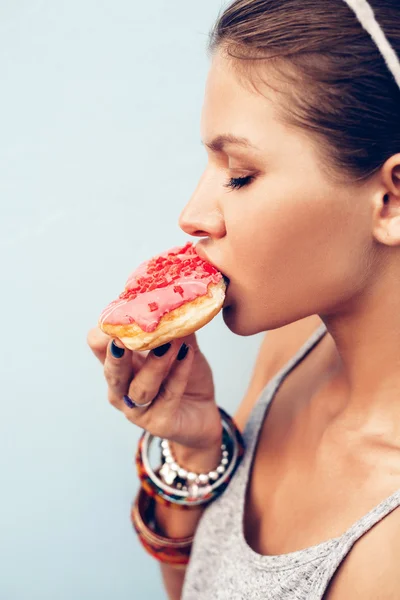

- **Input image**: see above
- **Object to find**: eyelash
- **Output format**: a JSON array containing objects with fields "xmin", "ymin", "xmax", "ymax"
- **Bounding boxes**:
[{"xmin": 224, "ymin": 175, "xmax": 254, "ymax": 190}]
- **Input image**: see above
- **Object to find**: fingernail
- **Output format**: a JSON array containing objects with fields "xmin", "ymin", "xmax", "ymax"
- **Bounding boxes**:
[
  {"xmin": 177, "ymin": 343, "xmax": 189, "ymax": 361},
  {"xmin": 110, "ymin": 340, "xmax": 125, "ymax": 358},
  {"xmin": 152, "ymin": 343, "xmax": 171, "ymax": 357},
  {"xmin": 123, "ymin": 395, "xmax": 135, "ymax": 409}
]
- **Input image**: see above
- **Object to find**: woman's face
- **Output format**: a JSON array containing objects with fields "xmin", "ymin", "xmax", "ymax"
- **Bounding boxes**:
[{"xmin": 178, "ymin": 52, "xmax": 374, "ymax": 335}]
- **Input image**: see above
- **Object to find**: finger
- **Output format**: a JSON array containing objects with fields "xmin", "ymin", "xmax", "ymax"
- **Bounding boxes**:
[
  {"xmin": 87, "ymin": 326, "xmax": 111, "ymax": 364},
  {"xmin": 157, "ymin": 343, "xmax": 194, "ymax": 407},
  {"xmin": 130, "ymin": 348, "xmax": 150, "ymax": 373},
  {"xmin": 179, "ymin": 332, "xmax": 199, "ymax": 352},
  {"xmin": 122, "ymin": 338, "xmax": 182, "ymax": 413},
  {"xmin": 104, "ymin": 338, "xmax": 134, "ymax": 410},
  {"xmin": 122, "ymin": 343, "xmax": 194, "ymax": 435}
]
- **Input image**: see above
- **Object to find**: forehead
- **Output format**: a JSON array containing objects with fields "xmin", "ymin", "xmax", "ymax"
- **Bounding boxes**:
[{"xmin": 201, "ymin": 53, "xmax": 280, "ymax": 146}]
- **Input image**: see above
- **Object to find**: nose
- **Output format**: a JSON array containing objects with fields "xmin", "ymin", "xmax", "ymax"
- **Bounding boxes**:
[{"xmin": 178, "ymin": 169, "xmax": 226, "ymax": 239}]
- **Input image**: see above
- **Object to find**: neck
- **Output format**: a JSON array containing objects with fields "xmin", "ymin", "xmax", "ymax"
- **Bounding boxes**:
[{"xmin": 321, "ymin": 272, "xmax": 400, "ymax": 435}]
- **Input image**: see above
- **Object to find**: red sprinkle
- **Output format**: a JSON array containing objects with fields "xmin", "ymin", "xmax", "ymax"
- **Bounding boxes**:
[
  {"xmin": 173, "ymin": 285, "xmax": 184, "ymax": 296},
  {"xmin": 122, "ymin": 242, "xmax": 220, "ymax": 298},
  {"xmin": 148, "ymin": 302, "xmax": 159, "ymax": 312}
]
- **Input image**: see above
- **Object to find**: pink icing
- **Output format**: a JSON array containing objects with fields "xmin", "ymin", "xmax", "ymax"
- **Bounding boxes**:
[{"xmin": 99, "ymin": 242, "xmax": 222, "ymax": 332}]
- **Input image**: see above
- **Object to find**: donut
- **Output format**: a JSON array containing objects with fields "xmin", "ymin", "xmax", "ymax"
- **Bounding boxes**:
[{"xmin": 98, "ymin": 241, "xmax": 227, "ymax": 351}]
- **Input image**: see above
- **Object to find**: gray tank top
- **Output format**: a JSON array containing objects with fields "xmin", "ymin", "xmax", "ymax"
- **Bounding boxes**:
[{"xmin": 181, "ymin": 323, "xmax": 400, "ymax": 599}]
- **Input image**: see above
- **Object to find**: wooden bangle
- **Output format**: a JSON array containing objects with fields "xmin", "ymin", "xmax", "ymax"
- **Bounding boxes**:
[{"xmin": 131, "ymin": 486, "xmax": 193, "ymax": 566}]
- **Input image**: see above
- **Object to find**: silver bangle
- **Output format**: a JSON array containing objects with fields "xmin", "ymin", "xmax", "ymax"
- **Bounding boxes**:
[{"xmin": 139, "ymin": 413, "xmax": 241, "ymax": 506}]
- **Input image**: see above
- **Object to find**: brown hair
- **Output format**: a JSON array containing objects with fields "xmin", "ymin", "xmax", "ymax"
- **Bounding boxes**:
[{"xmin": 209, "ymin": 0, "xmax": 400, "ymax": 181}]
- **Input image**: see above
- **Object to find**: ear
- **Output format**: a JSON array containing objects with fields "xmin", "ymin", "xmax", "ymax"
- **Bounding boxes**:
[{"xmin": 372, "ymin": 154, "xmax": 400, "ymax": 247}]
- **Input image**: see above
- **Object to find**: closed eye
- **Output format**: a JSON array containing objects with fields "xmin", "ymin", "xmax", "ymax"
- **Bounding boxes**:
[{"xmin": 224, "ymin": 175, "xmax": 254, "ymax": 191}]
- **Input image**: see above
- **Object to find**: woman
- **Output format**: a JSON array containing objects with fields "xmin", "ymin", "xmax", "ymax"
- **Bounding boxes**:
[{"xmin": 87, "ymin": 0, "xmax": 400, "ymax": 598}]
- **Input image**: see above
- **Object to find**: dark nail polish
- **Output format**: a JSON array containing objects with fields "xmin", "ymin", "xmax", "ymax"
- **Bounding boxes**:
[
  {"xmin": 177, "ymin": 343, "xmax": 189, "ymax": 361},
  {"xmin": 123, "ymin": 395, "xmax": 135, "ymax": 409},
  {"xmin": 152, "ymin": 343, "xmax": 171, "ymax": 357},
  {"xmin": 110, "ymin": 340, "xmax": 125, "ymax": 358}
]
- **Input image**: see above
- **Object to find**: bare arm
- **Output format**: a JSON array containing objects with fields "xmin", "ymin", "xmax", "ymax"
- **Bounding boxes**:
[
  {"xmin": 155, "ymin": 441, "xmax": 222, "ymax": 600},
  {"xmin": 156, "ymin": 315, "xmax": 323, "ymax": 599},
  {"xmin": 155, "ymin": 325, "xmax": 310, "ymax": 598}
]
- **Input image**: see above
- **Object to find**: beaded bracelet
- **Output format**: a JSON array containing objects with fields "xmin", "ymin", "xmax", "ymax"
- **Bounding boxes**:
[
  {"xmin": 135, "ymin": 407, "xmax": 245, "ymax": 509},
  {"xmin": 131, "ymin": 486, "xmax": 192, "ymax": 567},
  {"xmin": 159, "ymin": 437, "xmax": 230, "ymax": 490}
]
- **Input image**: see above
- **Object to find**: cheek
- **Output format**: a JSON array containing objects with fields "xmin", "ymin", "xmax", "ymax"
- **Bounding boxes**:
[{"xmin": 225, "ymin": 187, "xmax": 366, "ymax": 331}]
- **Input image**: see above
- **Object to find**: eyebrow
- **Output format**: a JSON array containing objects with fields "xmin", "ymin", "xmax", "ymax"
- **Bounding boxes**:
[{"xmin": 202, "ymin": 134, "xmax": 258, "ymax": 152}]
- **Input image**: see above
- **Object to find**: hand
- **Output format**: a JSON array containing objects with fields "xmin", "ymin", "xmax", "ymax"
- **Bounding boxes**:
[{"xmin": 87, "ymin": 328, "xmax": 222, "ymax": 452}]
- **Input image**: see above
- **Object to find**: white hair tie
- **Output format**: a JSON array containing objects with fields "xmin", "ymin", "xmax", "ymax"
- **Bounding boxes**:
[{"xmin": 343, "ymin": 0, "xmax": 400, "ymax": 89}]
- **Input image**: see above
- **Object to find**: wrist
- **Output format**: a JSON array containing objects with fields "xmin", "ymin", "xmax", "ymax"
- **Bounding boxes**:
[{"xmin": 169, "ymin": 435, "xmax": 222, "ymax": 473}]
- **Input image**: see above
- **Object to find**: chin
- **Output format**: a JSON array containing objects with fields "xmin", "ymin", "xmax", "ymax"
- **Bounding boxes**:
[{"xmin": 222, "ymin": 304, "xmax": 261, "ymax": 336}]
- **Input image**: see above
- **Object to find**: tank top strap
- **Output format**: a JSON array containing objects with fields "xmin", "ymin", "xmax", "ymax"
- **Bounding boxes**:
[
  {"xmin": 241, "ymin": 322, "xmax": 328, "ymax": 460},
  {"xmin": 310, "ymin": 488, "xmax": 400, "ymax": 598}
]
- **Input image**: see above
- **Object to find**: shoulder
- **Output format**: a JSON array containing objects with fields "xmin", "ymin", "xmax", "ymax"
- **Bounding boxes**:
[
  {"xmin": 326, "ymin": 502, "xmax": 400, "ymax": 599},
  {"xmin": 234, "ymin": 314, "xmax": 323, "ymax": 431}
]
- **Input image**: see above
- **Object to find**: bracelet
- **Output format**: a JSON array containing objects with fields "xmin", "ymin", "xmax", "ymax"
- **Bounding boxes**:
[
  {"xmin": 135, "ymin": 407, "xmax": 245, "ymax": 509},
  {"xmin": 131, "ymin": 486, "xmax": 192, "ymax": 567},
  {"xmin": 159, "ymin": 438, "xmax": 229, "ymax": 489}
]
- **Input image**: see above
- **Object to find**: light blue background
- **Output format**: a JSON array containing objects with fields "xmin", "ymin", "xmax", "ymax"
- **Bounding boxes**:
[{"xmin": 0, "ymin": 1, "xmax": 263, "ymax": 598}]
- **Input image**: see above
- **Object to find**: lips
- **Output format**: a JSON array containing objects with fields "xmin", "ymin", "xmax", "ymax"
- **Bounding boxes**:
[{"xmin": 194, "ymin": 243, "xmax": 230, "ymax": 286}]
